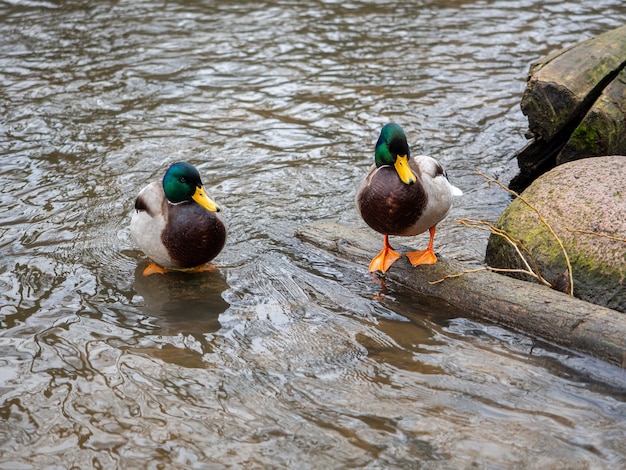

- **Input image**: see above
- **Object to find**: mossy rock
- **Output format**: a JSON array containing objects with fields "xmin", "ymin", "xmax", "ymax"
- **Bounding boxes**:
[{"xmin": 486, "ymin": 156, "xmax": 626, "ymax": 313}]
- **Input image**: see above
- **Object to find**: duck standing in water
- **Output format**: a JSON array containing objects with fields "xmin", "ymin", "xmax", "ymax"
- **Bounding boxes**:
[
  {"xmin": 356, "ymin": 123, "xmax": 462, "ymax": 273},
  {"xmin": 131, "ymin": 162, "xmax": 226, "ymax": 276}
]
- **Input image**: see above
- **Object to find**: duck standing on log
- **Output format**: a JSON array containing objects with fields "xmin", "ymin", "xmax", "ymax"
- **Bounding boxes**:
[
  {"xmin": 131, "ymin": 162, "xmax": 226, "ymax": 276},
  {"xmin": 356, "ymin": 123, "xmax": 462, "ymax": 273}
]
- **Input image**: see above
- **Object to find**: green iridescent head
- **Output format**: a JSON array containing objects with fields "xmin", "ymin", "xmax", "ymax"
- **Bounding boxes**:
[
  {"xmin": 162, "ymin": 162, "xmax": 221, "ymax": 212},
  {"xmin": 374, "ymin": 123, "xmax": 416, "ymax": 184}
]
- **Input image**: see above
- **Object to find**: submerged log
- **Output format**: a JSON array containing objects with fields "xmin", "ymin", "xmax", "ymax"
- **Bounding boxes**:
[
  {"xmin": 510, "ymin": 25, "xmax": 626, "ymax": 192},
  {"xmin": 295, "ymin": 221, "xmax": 626, "ymax": 367}
]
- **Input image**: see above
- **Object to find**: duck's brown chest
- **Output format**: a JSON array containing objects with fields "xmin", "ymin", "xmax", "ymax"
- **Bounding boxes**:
[
  {"xmin": 162, "ymin": 202, "xmax": 226, "ymax": 268},
  {"xmin": 357, "ymin": 167, "xmax": 427, "ymax": 236}
]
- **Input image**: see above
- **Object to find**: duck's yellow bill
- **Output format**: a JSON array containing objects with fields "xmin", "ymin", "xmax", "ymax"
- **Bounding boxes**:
[
  {"xmin": 394, "ymin": 155, "xmax": 416, "ymax": 185},
  {"xmin": 192, "ymin": 186, "xmax": 221, "ymax": 212}
]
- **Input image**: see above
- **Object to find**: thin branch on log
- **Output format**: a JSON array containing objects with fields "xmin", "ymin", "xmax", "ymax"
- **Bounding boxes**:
[
  {"xmin": 457, "ymin": 218, "xmax": 550, "ymax": 285},
  {"xmin": 430, "ymin": 265, "xmax": 550, "ymax": 285},
  {"xmin": 565, "ymin": 227, "xmax": 626, "ymax": 243}
]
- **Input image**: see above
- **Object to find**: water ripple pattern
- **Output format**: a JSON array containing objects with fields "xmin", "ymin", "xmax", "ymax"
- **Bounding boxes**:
[{"xmin": 1, "ymin": 0, "xmax": 625, "ymax": 468}]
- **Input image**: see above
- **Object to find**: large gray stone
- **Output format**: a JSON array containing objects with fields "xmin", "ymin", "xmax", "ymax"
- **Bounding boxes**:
[{"xmin": 486, "ymin": 156, "xmax": 626, "ymax": 312}]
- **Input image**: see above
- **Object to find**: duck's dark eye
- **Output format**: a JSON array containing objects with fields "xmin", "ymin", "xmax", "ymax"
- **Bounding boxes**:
[{"xmin": 179, "ymin": 176, "xmax": 187, "ymax": 183}]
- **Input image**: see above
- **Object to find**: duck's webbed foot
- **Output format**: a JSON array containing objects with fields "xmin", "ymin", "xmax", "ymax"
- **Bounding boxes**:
[
  {"xmin": 369, "ymin": 235, "xmax": 401, "ymax": 273},
  {"xmin": 406, "ymin": 226, "xmax": 438, "ymax": 267}
]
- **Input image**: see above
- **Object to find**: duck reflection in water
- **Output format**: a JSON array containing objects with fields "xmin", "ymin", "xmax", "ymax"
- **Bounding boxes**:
[{"xmin": 132, "ymin": 262, "xmax": 230, "ymax": 366}]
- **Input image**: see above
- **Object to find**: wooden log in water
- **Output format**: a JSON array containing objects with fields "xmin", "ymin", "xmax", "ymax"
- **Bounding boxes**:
[
  {"xmin": 521, "ymin": 25, "xmax": 626, "ymax": 143},
  {"xmin": 510, "ymin": 25, "xmax": 626, "ymax": 192},
  {"xmin": 295, "ymin": 221, "xmax": 626, "ymax": 367},
  {"xmin": 556, "ymin": 67, "xmax": 626, "ymax": 165}
]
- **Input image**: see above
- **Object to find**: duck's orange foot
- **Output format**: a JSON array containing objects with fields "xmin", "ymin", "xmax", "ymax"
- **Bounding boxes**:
[
  {"xmin": 369, "ymin": 235, "xmax": 402, "ymax": 273},
  {"xmin": 142, "ymin": 262, "xmax": 171, "ymax": 276},
  {"xmin": 369, "ymin": 248, "xmax": 401, "ymax": 273},
  {"xmin": 185, "ymin": 263, "xmax": 218, "ymax": 274},
  {"xmin": 142, "ymin": 262, "xmax": 218, "ymax": 276},
  {"xmin": 406, "ymin": 248, "xmax": 438, "ymax": 267}
]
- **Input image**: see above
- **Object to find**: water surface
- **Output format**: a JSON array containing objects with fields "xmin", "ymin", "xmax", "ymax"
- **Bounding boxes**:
[{"xmin": 1, "ymin": 0, "xmax": 625, "ymax": 468}]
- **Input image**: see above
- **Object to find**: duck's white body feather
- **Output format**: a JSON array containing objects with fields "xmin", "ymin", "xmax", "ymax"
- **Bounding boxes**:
[{"xmin": 130, "ymin": 182, "xmax": 174, "ymax": 268}]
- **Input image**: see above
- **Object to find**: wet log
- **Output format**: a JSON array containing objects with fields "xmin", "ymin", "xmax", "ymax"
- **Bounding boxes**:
[
  {"xmin": 557, "ymin": 68, "xmax": 626, "ymax": 165},
  {"xmin": 521, "ymin": 25, "xmax": 626, "ymax": 143},
  {"xmin": 295, "ymin": 221, "xmax": 626, "ymax": 367},
  {"xmin": 510, "ymin": 25, "xmax": 626, "ymax": 192}
]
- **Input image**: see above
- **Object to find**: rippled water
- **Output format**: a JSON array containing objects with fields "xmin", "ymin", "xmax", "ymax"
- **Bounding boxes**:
[{"xmin": 1, "ymin": 0, "xmax": 625, "ymax": 467}]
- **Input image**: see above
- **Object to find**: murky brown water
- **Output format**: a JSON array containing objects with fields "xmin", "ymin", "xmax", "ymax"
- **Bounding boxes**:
[{"xmin": 1, "ymin": 0, "xmax": 625, "ymax": 468}]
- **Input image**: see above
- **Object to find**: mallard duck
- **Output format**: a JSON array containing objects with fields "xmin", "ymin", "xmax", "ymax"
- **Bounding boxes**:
[
  {"xmin": 356, "ymin": 123, "xmax": 462, "ymax": 273},
  {"xmin": 130, "ymin": 162, "xmax": 226, "ymax": 276}
]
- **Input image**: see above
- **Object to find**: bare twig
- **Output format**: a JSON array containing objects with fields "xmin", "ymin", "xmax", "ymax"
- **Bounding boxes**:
[
  {"xmin": 456, "ymin": 218, "xmax": 551, "ymax": 287},
  {"xmin": 565, "ymin": 227, "xmax": 626, "ymax": 243},
  {"xmin": 429, "ymin": 266, "xmax": 549, "ymax": 285}
]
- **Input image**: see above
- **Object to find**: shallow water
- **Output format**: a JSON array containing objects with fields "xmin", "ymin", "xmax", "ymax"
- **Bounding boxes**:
[{"xmin": 1, "ymin": 0, "xmax": 625, "ymax": 468}]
